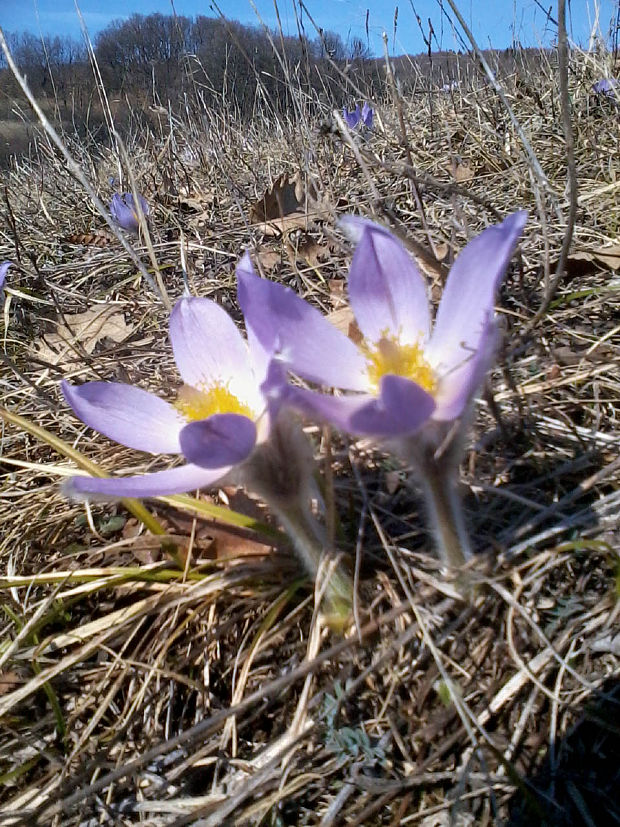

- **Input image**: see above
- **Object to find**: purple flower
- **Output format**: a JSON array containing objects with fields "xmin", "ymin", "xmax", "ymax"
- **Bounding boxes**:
[
  {"xmin": 237, "ymin": 212, "xmax": 527, "ymax": 440},
  {"xmin": 592, "ymin": 77, "xmax": 618, "ymax": 97},
  {"xmin": 361, "ymin": 101, "xmax": 374, "ymax": 128},
  {"xmin": 0, "ymin": 261, "xmax": 10, "ymax": 292},
  {"xmin": 109, "ymin": 192, "xmax": 150, "ymax": 233},
  {"xmin": 343, "ymin": 103, "xmax": 374, "ymax": 129},
  {"xmin": 63, "ymin": 296, "xmax": 281, "ymax": 499},
  {"xmin": 342, "ymin": 104, "xmax": 361, "ymax": 128}
]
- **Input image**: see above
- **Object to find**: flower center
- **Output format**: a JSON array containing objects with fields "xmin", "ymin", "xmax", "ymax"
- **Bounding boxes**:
[
  {"xmin": 362, "ymin": 334, "xmax": 436, "ymax": 394},
  {"xmin": 175, "ymin": 382, "xmax": 254, "ymax": 422}
]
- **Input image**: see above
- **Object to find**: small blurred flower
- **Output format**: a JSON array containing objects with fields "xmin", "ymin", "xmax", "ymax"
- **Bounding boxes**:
[
  {"xmin": 0, "ymin": 261, "xmax": 10, "ymax": 293},
  {"xmin": 592, "ymin": 77, "xmax": 619, "ymax": 98},
  {"xmin": 361, "ymin": 101, "xmax": 374, "ymax": 128},
  {"xmin": 342, "ymin": 104, "xmax": 361, "ymax": 128},
  {"xmin": 110, "ymin": 192, "xmax": 150, "ymax": 234},
  {"xmin": 343, "ymin": 103, "xmax": 373, "ymax": 129}
]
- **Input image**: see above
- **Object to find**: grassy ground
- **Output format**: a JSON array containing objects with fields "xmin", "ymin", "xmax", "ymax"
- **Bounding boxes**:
[{"xmin": 0, "ymin": 40, "xmax": 619, "ymax": 826}]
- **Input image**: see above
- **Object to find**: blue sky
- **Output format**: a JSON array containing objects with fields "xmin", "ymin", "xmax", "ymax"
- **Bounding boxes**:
[{"xmin": 1, "ymin": 0, "xmax": 617, "ymax": 56}]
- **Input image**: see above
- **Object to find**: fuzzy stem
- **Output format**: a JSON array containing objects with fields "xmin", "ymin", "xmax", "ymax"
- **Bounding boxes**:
[
  {"xmin": 274, "ymin": 500, "xmax": 353, "ymax": 629},
  {"xmin": 421, "ymin": 462, "xmax": 472, "ymax": 568}
]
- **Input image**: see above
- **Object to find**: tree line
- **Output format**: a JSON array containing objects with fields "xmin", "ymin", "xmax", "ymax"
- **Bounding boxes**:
[{"xmin": 0, "ymin": 13, "xmax": 374, "ymax": 119}]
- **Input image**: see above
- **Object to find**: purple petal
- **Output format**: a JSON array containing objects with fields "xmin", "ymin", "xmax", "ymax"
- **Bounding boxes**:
[
  {"xmin": 110, "ymin": 194, "xmax": 139, "ymax": 233},
  {"xmin": 426, "ymin": 211, "xmax": 527, "ymax": 380},
  {"xmin": 353, "ymin": 375, "xmax": 436, "ymax": 435},
  {"xmin": 361, "ymin": 102, "xmax": 374, "ymax": 128},
  {"xmin": 283, "ymin": 375, "xmax": 435, "ymax": 438},
  {"xmin": 341, "ymin": 218, "xmax": 431, "ymax": 346},
  {"xmin": 592, "ymin": 78, "xmax": 618, "ymax": 96},
  {"xmin": 179, "ymin": 414, "xmax": 257, "ymax": 469},
  {"xmin": 343, "ymin": 105, "xmax": 361, "ymax": 128},
  {"xmin": 0, "ymin": 261, "xmax": 11, "ymax": 291},
  {"xmin": 237, "ymin": 256, "xmax": 368, "ymax": 391},
  {"xmin": 433, "ymin": 316, "xmax": 498, "ymax": 421},
  {"xmin": 169, "ymin": 296, "xmax": 260, "ymax": 410},
  {"xmin": 236, "ymin": 253, "xmax": 274, "ymax": 383},
  {"xmin": 65, "ymin": 462, "xmax": 228, "ymax": 499},
  {"xmin": 62, "ymin": 380, "xmax": 184, "ymax": 454}
]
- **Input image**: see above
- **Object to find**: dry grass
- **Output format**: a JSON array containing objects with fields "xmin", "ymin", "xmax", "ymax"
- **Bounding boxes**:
[{"xmin": 0, "ymin": 42, "xmax": 619, "ymax": 827}]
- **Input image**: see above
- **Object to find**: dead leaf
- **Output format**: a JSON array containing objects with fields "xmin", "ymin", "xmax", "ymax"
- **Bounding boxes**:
[
  {"xmin": 250, "ymin": 172, "xmax": 315, "ymax": 222},
  {"xmin": 328, "ymin": 279, "xmax": 347, "ymax": 307},
  {"xmin": 203, "ymin": 525, "xmax": 272, "ymax": 560},
  {"xmin": 592, "ymin": 244, "xmax": 620, "ymax": 270},
  {"xmin": 219, "ymin": 486, "xmax": 266, "ymax": 523},
  {"xmin": 555, "ymin": 243, "xmax": 620, "ymax": 279},
  {"xmin": 451, "ymin": 162, "xmax": 474, "ymax": 183},
  {"xmin": 434, "ymin": 242, "xmax": 449, "ymax": 262},
  {"xmin": 250, "ymin": 172, "xmax": 329, "ymax": 236},
  {"xmin": 326, "ymin": 306, "xmax": 363, "ymax": 344},
  {"xmin": 31, "ymin": 304, "xmax": 133, "ymax": 368},
  {"xmin": 294, "ymin": 234, "xmax": 337, "ymax": 269},
  {"xmin": 0, "ymin": 671, "xmax": 21, "ymax": 695},
  {"xmin": 255, "ymin": 249, "xmax": 282, "ymax": 271}
]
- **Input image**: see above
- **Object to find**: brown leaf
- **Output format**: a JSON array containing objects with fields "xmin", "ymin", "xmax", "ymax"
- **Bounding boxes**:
[
  {"xmin": 328, "ymin": 279, "xmax": 347, "ymax": 307},
  {"xmin": 555, "ymin": 243, "xmax": 620, "ymax": 279},
  {"xmin": 434, "ymin": 241, "xmax": 449, "ymax": 262},
  {"xmin": 250, "ymin": 172, "xmax": 329, "ymax": 236},
  {"xmin": 219, "ymin": 486, "xmax": 266, "ymax": 522},
  {"xmin": 451, "ymin": 162, "xmax": 474, "ymax": 183},
  {"xmin": 584, "ymin": 243, "xmax": 620, "ymax": 271},
  {"xmin": 32, "ymin": 304, "xmax": 133, "ymax": 368},
  {"xmin": 255, "ymin": 249, "xmax": 282, "ymax": 271},
  {"xmin": 250, "ymin": 172, "xmax": 318, "ymax": 222},
  {"xmin": 0, "ymin": 671, "xmax": 21, "ymax": 695},
  {"xmin": 326, "ymin": 306, "xmax": 363, "ymax": 344},
  {"xmin": 296, "ymin": 235, "xmax": 335, "ymax": 268},
  {"xmin": 205, "ymin": 525, "xmax": 272, "ymax": 560}
]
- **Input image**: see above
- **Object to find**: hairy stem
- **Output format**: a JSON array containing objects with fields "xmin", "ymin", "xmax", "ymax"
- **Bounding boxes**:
[
  {"xmin": 420, "ymin": 462, "xmax": 472, "ymax": 568},
  {"xmin": 275, "ymin": 500, "xmax": 352, "ymax": 629}
]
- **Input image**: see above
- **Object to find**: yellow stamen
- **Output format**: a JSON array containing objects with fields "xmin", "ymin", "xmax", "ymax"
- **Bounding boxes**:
[
  {"xmin": 362, "ymin": 333, "xmax": 436, "ymax": 394},
  {"xmin": 175, "ymin": 382, "xmax": 254, "ymax": 422}
]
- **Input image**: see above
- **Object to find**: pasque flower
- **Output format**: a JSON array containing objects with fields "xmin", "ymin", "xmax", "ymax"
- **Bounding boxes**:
[
  {"xmin": 110, "ymin": 192, "xmax": 150, "ymax": 233},
  {"xmin": 238, "ymin": 212, "xmax": 527, "ymax": 567},
  {"xmin": 63, "ymin": 295, "xmax": 353, "ymax": 621},
  {"xmin": 361, "ymin": 101, "xmax": 374, "ymax": 128},
  {"xmin": 592, "ymin": 77, "xmax": 618, "ymax": 98},
  {"xmin": 342, "ymin": 104, "xmax": 361, "ymax": 128},
  {"xmin": 239, "ymin": 212, "xmax": 527, "ymax": 438},
  {"xmin": 342, "ymin": 102, "xmax": 374, "ymax": 129},
  {"xmin": 63, "ymin": 296, "xmax": 280, "ymax": 499}
]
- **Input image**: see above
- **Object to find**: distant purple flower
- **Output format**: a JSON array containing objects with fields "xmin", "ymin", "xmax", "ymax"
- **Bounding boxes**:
[
  {"xmin": 343, "ymin": 103, "xmax": 374, "ymax": 129},
  {"xmin": 110, "ymin": 192, "xmax": 150, "ymax": 233},
  {"xmin": 342, "ymin": 104, "xmax": 361, "ymax": 128},
  {"xmin": 63, "ymin": 296, "xmax": 282, "ymax": 499},
  {"xmin": 592, "ymin": 77, "xmax": 618, "ymax": 97},
  {"xmin": 237, "ymin": 212, "xmax": 527, "ymax": 440},
  {"xmin": 0, "ymin": 261, "xmax": 10, "ymax": 293},
  {"xmin": 361, "ymin": 101, "xmax": 374, "ymax": 128}
]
